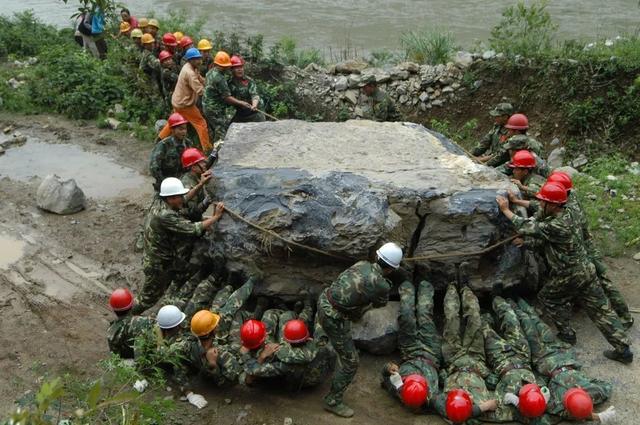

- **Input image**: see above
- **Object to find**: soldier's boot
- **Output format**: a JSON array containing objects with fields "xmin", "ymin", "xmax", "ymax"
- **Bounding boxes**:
[
  {"xmin": 323, "ymin": 400, "xmax": 354, "ymax": 418},
  {"xmin": 556, "ymin": 331, "xmax": 577, "ymax": 345},
  {"xmin": 603, "ymin": 347, "xmax": 634, "ymax": 364}
]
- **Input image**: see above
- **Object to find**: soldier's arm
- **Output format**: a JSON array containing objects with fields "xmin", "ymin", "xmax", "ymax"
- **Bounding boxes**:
[
  {"xmin": 248, "ymin": 80, "xmax": 260, "ymax": 107},
  {"xmin": 371, "ymin": 277, "xmax": 391, "ymax": 308},
  {"xmin": 472, "ymin": 129, "xmax": 493, "ymax": 156},
  {"xmin": 486, "ymin": 149, "xmax": 508, "ymax": 167},
  {"xmin": 243, "ymin": 357, "xmax": 288, "ymax": 379},
  {"xmin": 148, "ymin": 142, "xmax": 165, "ymax": 186},
  {"xmin": 157, "ymin": 212, "xmax": 205, "ymax": 237},
  {"xmin": 222, "ymin": 80, "xmax": 251, "ymax": 109},
  {"xmin": 216, "ymin": 350, "xmax": 242, "ymax": 385}
]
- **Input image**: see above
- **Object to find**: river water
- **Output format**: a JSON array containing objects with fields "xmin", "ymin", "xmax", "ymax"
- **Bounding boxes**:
[{"xmin": 5, "ymin": 0, "xmax": 640, "ymax": 51}]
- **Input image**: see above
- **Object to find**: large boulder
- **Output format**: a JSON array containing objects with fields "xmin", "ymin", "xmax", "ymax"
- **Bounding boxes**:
[
  {"xmin": 209, "ymin": 120, "xmax": 524, "ymax": 298},
  {"xmin": 36, "ymin": 174, "xmax": 86, "ymax": 215},
  {"xmin": 352, "ymin": 302, "xmax": 400, "ymax": 355}
]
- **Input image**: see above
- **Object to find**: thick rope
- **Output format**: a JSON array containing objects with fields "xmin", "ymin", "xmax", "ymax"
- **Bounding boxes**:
[
  {"xmin": 223, "ymin": 207, "xmax": 517, "ymax": 263},
  {"xmin": 256, "ymin": 108, "xmax": 280, "ymax": 122}
]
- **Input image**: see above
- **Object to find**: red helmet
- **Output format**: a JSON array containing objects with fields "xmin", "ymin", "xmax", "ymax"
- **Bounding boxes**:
[
  {"xmin": 505, "ymin": 113, "xmax": 529, "ymax": 130},
  {"xmin": 563, "ymin": 388, "xmax": 593, "ymax": 420},
  {"xmin": 179, "ymin": 36, "xmax": 194, "ymax": 49},
  {"xmin": 181, "ymin": 148, "xmax": 206, "ymax": 169},
  {"xmin": 519, "ymin": 383, "xmax": 541, "ymax": 396},
  {"xmin": 282, "ymin": 319, "xmax": 310, "ymax": 344},
  {"xmin": 535, "ymin": 182, "xmax": 567, "ymax": 204},
  {"xmin": 240, "ymin": 319, "xmax": 267, "ymax": 350},
  {"xmin": 446, "ymin": 389, "xmax": 473, "ymax": 423},
  {"xmin": 109, "ymin": 288, "xmax": 134, "ymax": 312},
  {"xmin": 158, "ymin": 50, "xmax": 173, "ymax": 63},
  {"xmin": 162, "ymin": 32, "xmax": 177, "ymax": 47},
  {"xmin": 519, "ymin": 389, "xmax": 547, "ymax": 418},
  {"xmin": 400, "ymin": 374, "xmax": 428, "ymax": 408},
  {"xmin": 168, "ymin": 112, "xmax": 188, "ymax": 128},
  {"xmin": 547, "ymin": 171, "xmax": 573, "ymax": 191},
  {"xmin": 508, "ymin": 150, "xmax": 536, "ymax": 169},
  {"xmin": 230, "ymin": 55, "xmax": 245, "ymax": 67}
]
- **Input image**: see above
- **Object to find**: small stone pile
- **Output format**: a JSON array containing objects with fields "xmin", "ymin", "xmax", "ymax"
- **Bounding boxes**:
[{"xmin": 286, "ymin": 51, "xmax": 497, "ymax": 117}]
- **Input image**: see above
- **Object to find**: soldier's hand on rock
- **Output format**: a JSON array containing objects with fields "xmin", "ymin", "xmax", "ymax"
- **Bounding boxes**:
[
  {"xmin": 205, "ymin": 347, "xmax": 219, "ymax": 367},
  {"xmin": 510, "ymin": 178, "xmax": 525, "ymax": 190},
  {"xmin": 496, "ymin": 195, "xmax": 510, "ymax": 211},
  {"xmin": 512, "ymin": 237, "xmax": 524, "ymax": 247},
  {"xmin": 507, "ymin": 190, "xmax": 518, "ymax": 202},
  {"xmin": 214, "ymin": 202, "xmax": 225, "ymax": 218}
]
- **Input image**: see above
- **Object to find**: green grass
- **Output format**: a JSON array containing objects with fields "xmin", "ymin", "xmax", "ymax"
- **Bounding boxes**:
[
  {"xmin": 400, "ymin": 28, "xmax": 456, "ymax": 65},
  {"xmin": 574, "ymin": 155, "xmax": 640, "ymax": 257}
]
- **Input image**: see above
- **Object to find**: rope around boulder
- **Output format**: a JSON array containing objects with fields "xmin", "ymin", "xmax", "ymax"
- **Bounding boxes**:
[{"xmin": 224, "ymin": 207, "xmax": 517, "ymax": 263}]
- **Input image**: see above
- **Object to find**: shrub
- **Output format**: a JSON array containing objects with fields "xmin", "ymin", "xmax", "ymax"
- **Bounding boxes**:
[
  {"xmin": 0, "ymin": 11, "xmax": 66, "ymax": 59},
  {"xmin": 271, "ymin": 36, "xmax": 325, "ymax": 68},
  {"xmin": 400, "ymin": 28, "xmax": 455, "ymax": 65},
  {"xmin": 489, "ymin": 0, "xmax": 557, "ymax": 57}
]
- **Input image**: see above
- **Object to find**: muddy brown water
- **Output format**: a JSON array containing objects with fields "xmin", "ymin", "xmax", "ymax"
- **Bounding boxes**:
[
  {"xmin": 4, "ymin": 0, "xmax": 640, "ymax": 51},
  {"xmin": 0, "ymin": 139, "xmax": 147, "ymax": 199}
]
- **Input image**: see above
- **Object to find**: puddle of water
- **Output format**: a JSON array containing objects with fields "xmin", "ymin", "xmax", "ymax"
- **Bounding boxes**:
[
  {"xmin": 0, "ymin": 235, "xmax": 26, "ymax": 269},
  {"xmin": 0, "ymin": 140, "xmax": 148, "ymax": 199}
]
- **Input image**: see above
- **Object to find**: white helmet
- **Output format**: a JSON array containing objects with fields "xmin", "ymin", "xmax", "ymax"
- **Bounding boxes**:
[
  {"xmin": 376, "ymin": 242, "xmax": 403, "ymax": 269},
  {"xmin": 159, "ymin": 177, "xmax": 189, "ymax": 197},
  {"xmin": 156, "ymin": 305, "xmax": 186, "ymax": 329}
]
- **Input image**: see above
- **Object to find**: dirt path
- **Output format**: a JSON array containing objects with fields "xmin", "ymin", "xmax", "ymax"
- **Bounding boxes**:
[{"xmin": 0, "ymin": 113, "xmax": 638, "ymax": 424}]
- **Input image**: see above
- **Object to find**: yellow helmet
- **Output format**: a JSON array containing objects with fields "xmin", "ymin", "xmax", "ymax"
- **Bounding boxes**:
[
  {"xmin": 190, "ymin": 310, "xmax": 221, "ymax": 337},
  {"xmin": 197, "ymin": 39, "xmax": 213, "ymax": 51},
  {"xmin": 130, "ymin": 29, "xmax": 143, "ymax": 39},
  {"xmin": 119, "ymin": 21, "xmax": 131, "ymax": 33},
  {"xmin": 173, "ymin": 31, "xmax": 184, "ymax": 42},
  {"xmin": 148, "ymin": 18, "xmax": 160, "ymax": 29},
  {"xmin": 138, "ymin": 18, "xmax": 149, "ymax": 28},
  {"xmin": 213, "ymin": 51, "xmax": 232, "ymax": 67},
  {"xmin": 141, "ymin": 33, "xmax": 155, "ymax": 45}
]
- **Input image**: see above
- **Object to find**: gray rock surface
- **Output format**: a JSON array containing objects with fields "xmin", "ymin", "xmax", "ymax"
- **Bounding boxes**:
[
  {"xmin": 36, "ymin": 174, "xmax": 86, "ymax": 215},
  {"xmin": 547, "ymin": 147, "xmax": 565, "ymax": 169},
  {"xmin": 211, "ymin": 120, "xmax": 522, "ymax": 297},
  {"xmin": 352, "ymin": 302, "xmax": 400, "ymax": 355},
  {"xmin": 334, "ymin": 76, "xmax": 348, "ymax": 91},
  {"xmin": 335, "ymin": 60, "xmax": 368, "ymax": 74}
]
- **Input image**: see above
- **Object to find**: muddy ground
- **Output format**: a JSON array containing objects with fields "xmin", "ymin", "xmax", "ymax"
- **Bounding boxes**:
[{"xmin": 0, "ymin": 113, "xmax": 638, "ymax": 424}]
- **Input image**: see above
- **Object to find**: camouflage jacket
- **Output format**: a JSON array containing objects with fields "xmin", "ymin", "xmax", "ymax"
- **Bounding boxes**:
[
  {"xmin": 324, "ymin": 261, "xmax": 391, "ymax": 320},
  {"xmin": 180, "ymin": 172, "xmax": 208, "ymax": 222},
  {"xmin": 139, "ymin": 49, "xmax": 160, "ymax": 76},
  {"xmin": 107, "ymin": 315, "xmax": 153, "ymax": 358},
  {"xmin": 472, "ymin": 124, "xmax": 509, "ymax": 156},
  {"xmin": 199, "ymin": 56, "xmax": 213, "ymax": 78},
  {"xmin": 149, "ymin": 135, "xmax": 196, "ymax": 189},
  {"xmin": 202, "ymin": 68, "xmax": 231, "ymax": 117},
  {"xmin": 161, "ymin": 65, "xmax": 179, "ymax": 96},
  {"xmin": 487, "ymin": 134, "xmax": 544, "ymax": 168},
  {"xmin": 362, "ymin": 88, "xmax": 400, "ymax": 122},
  {"xmin": 565, "ymin": 191, "xmax": 602, "ymax": 264},
  {"xmin": 520, "ymin": 172, "xmax": 546, "ymax": 199},
  {"xmin": 188, "ymin": 340, "xmax": 242, "ymax": 387},
  {"xmin": 228, "ymin": 77, "xmax": 261, "ymax": 114},
  {"xmin": 545, "ymin": 369, "xmax": 612, "ymax": 419},
  {"xmin": 381, "ymin": 357, "xmax": 441, "ymax": 412},
  {"xmin": 511, "ymin": 210, "xmax": 592, "ymax": 276},
  {"xmin": 142, "ymin": 199, "xmax": 204, "ymax": 268}
]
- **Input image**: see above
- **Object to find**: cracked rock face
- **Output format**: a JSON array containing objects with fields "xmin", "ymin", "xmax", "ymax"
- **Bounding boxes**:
[{"xmin": 209, "ymin": 120, "xmax": 524, "ymax": 297}]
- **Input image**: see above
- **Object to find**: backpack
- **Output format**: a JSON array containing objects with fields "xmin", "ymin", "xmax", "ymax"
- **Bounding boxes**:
[{"xmin": 78, "ymin": 12, "xmax": 93, "ymax": 36}]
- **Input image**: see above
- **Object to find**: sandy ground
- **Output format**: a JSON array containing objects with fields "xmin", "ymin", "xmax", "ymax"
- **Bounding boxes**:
[{"xmin": 0, "ymin": 113, "xmax": 638, "ymax": 424}]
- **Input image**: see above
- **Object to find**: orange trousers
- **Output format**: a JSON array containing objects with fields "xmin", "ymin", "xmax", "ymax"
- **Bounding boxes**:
[{"xmin": 158, "ymin": 105, "xmax": 212, "ymax": 152}]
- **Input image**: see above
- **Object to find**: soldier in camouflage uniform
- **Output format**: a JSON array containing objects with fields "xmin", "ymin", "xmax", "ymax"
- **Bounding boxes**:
[
  {"xmin": 381, "ymin": 280, "xmax": 443, "ymax": 413},
  {"xmin": 514, "ymin": 298, "xmax": 615, "ymax": 423},
  {"xmin": 472, "ymin": 103, "xmax": 513, "ymax": 160},
  {"xmin": 507, "ymin": 150, "xmax": 546, "ymax": 200},
  {"xmin": 497, "ymin": 189, "xmax": 633, "ymax": 363},
  {"xmin": 487, "ymin": 135, "xmax": 545, "ymax": 171},
  {"xmin": 139, "ymin": 34, "xmax": 162, "ymax": 93},
  {"xmin": 317, "ymin": 242, "xmax": 402, "ymax": 417},
  {"xmin": 131, "ymin": 178, "xmax": 224, "ymax": 315},
  {"xmin": 149, "ymin": 116, "xmax": 196, "ymax": 191},
  {"xmin": 107, "ymin": 289, "xmax": 153, "ymax": 359},
  {"xmin": 228, "ymin": 55, "xmax": 265, "ymax": 123},
  {"xmin": 441, "ymin": 282, "xmax": 498, "ymax": 421},
  {"xmin": 358, "ymin": 74, "xmax": 400, "ymax": 122},
  {"xmin": 159, "ymin": 52, "xmax": 179, "ymax": 108},
  {"xmin": 481, "ymin": 296, "xmax": 540, "ymax": 423}
]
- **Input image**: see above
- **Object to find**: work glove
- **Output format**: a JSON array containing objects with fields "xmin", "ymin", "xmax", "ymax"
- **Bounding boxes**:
[
  {"xmin": 540, "ymin": 386, "xmax": 551, "ymax": 403},
  {"xmin": 389, "ymin": 372, "xmax": 403, "ymax": 390},
  {"xmin": 598, "ymin": 406, "xmax": 616, "ymax": 423},
  {"xmin": 133, "ymin": 379, "xmax": 149, "ymax": 393},
  {"xmin": 503, "ymin": 392, "xmax": 519, "ymax": 407},
  {"xmin": 186, "ymin": 392, "xmax": 208, "ymax": 409}
]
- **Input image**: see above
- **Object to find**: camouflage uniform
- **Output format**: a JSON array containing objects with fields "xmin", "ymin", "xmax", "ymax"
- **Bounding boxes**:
[
  {"xmin": 317, "ymin": 260, "xmax": 391, "ymax": 406},
  {"xmin": 430, "ymin": 284, "xmax": 489, "ymax": 421},
  {"xmin": 486, "ymin": 134, "xmax": 544, "ymax": 169},
  {"xmin": 160, "ymin": 64, "xmax": 179, "ymax": 105},
  {"xmin": 132, "ymin": 200, "xmax": 205, "ymax": 314},
  {"xmin": 381, "ymin": 280, "xmax": 443, "ymax": 412},
  {"xmin": 472, "ymin": 125, "xmax": 509, "ymax": 157},
  {"xmin": 565, "ymin": 192, "xmax": 632, "ymax": 328},
  {"xmin": 180, "ymin": 171, "xmax": 210, "ymax": 222},
  {"xmin": 200, "ymin": 56, "xmax": 213, "ymax": 78},
  {"xmin": 107, "ymin": 314, "xmax": 153, "ymax": 358},
  {"xmin": 228, "ymin": 77, "xmax": 265, "ymax": 123},
  {"xmin": 519, "ymin": 172, "xmax": 546, "ymax": 200},
  {"xmin": 202, "ymin": 68, "xmax": 231, "ymax": 142},
  {"xmin": 149, "ymin": 135, "xmax": 196, "ymax": 191},
  {"xmin": 139, "ymin": 49, "xmax": 162, "ymax": 93},
  {"xmin": 482, "ymin": 297, "xmax": 538, "ymax": 423},
  {"xmin": 515, "ymin": 299, "xmax": 612, "ymax": 422},
  {"xmin": 361, "ymin": 87, "xmax": 400, "ymax": 122},
  {"xmin": 511, "ymin": 210, "xmax": 630, "ymax": 351}
]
